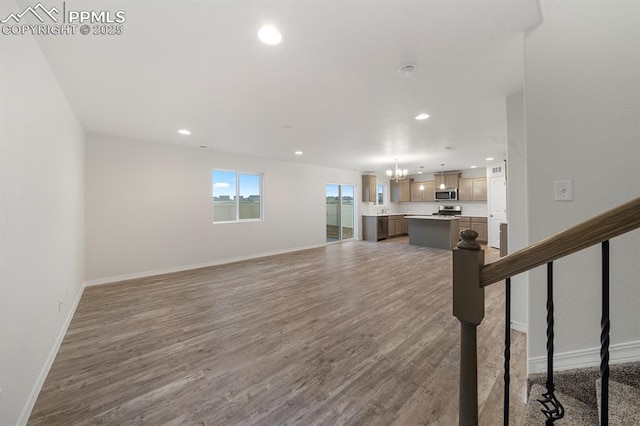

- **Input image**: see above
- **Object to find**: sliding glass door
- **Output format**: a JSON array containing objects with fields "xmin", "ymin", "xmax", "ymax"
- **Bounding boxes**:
[
  {"xmin": 341, "ymin": 185, "xmax": 354, "ymax": 239},
  {"xmin": 326, "ymin": 184, "xmax": 355, "ymax": 242}
]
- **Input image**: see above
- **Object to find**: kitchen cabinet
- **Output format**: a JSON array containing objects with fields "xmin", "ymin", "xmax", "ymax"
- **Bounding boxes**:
[
  {"xmin": 410, "ymin": 182, "xmax": 420, "ymax": 201},
  {"xmin": 361, "ymin": 175, "xmax": 377, "ymax": 203},
  {"xmin": 407, "ymin": 216, "xmax": 460, "ymax": 250},
  {"xmin": 362, "ymin": 215, "xmax": 389, "ymax": 241},
  {"xmin": 363, "ymin": 214, "xmax": 407, "ymax": 240},
  {"xmin": 388, "ymin": 215, "xmax": 404, "ymax": 237},
  {"xmin": 410, "ymin": 181, "xmax": 435, "ymax": 202},
  {"xmin": 458, "ymin": 216, "xmax": 487, "ymax": 244},
  {"xmin": 435, "ymin": 172, "xmax": 460, "ymax": 190},
  {"xmin": 458, "ymin": 177, "xmax": 487, "ymax": 201},
  {"xmin": 471, "ymin": 217, "xmax": 488, "ymax": 243},
  {"xmin": 390, "ymin": 179, "xmax": 411, "ymax": 202},
  {"xmin": 388, "ymin": 219, "xmax": 398, "ymax": 237},
  {"xmin": 458, "ymin": 179, "xmax": 473, "ymax": 201},
  {"xmin": 473, "ymin": 178, "xmax": 487, "ymax": 201},
  {"xmin": 458, "ymin": 217, "xmax": 471, "ymax": 230}
]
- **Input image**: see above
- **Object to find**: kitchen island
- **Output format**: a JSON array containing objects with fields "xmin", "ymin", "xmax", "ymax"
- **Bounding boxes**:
[{"xmin": 405, "ymin": 216, "xmax": 460, "ymax": 250}]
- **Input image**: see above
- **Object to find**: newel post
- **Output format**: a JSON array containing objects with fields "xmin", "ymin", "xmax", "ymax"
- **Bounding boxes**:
[{"xmin": 453, "ymin": 229, "xmax": 485, "ymax": 426}]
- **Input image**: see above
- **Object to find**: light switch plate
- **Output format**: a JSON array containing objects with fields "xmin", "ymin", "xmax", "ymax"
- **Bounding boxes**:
[{"xmin": 554, "ymin": 180, "xmax": 573, "ymax": 201}]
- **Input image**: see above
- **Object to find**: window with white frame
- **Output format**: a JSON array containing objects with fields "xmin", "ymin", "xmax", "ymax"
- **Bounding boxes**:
[
  {"xmin": 376, "ymin": 183, "xmax": 385, "ymax": 205},
  {"xmin": 212, "ymin": 170, "xmax": 263, "ymax": 223}
]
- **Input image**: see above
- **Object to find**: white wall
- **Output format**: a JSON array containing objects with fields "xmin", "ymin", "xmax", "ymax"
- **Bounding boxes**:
[
  {"xmin": 505, "ymin": 89, "xmax": 528, "ymax": 332},
  {"xmin": 0, "ymin": 2, "xmax": 85, "ymax": 423},
  {"xmin": 85, "ymin": 134, "xmax": 361, "ymax": 282},
  {"xmin": 524, "ymin": 0, "xmax": 640, "ymax": 372}
]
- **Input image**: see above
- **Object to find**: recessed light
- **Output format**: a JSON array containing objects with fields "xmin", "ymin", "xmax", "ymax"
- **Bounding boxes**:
[
  {"xmin": 415, "ymin": 113, "xmax": 430, "ymax": 120},
  {"xmin": 417, "ymin": 171, "xmax": 423, "ymax": 174},
  {"xmin": 470, "ymin": 165, "xmax": 477, "ymax": 169},
  {"xmin": 486, "ymin": 157, "xmax": 494, "ymax": 161},
  {"xmin": 258, "ymin": 25, "xmax": 282, "ymax": 45},
  {"xmin": 178, "ymin": 129, "xmax": 191, "ymax": 135},
  {"xmin": 294, "ymin": 151, "xmax": 303, "ymax": 155}
]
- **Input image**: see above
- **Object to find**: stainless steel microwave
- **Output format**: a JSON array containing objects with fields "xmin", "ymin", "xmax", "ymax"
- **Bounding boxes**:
[{"xmin": 435, "ymin": 189, "xmax": 458, "ymax": 201}]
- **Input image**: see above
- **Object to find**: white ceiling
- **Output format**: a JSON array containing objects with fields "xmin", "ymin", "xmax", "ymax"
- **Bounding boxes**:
[{"xmin": 32, "ymin": 0, "xmax": 542, "ymax": 175}]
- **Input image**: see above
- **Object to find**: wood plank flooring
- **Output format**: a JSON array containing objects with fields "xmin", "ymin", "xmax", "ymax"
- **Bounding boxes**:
[{"xmin": 29, "ymin": 237, "xmax": 525, "ymax": 425}]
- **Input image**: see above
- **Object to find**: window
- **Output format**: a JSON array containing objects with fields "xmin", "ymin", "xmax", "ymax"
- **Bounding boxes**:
[
  {"xmin": 376, "ymin": 183, "xmax": 385, "ymax": 205},
  {"xmin": 212, "ymin": 170, "xmax": 262, "ymax": 223},
  {"xmin": 326, "ymin": 184, "xmax": 355, "ymax": 242}
]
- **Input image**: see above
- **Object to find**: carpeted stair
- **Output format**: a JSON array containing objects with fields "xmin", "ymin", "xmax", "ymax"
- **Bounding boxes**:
[{"xmin": 523, "ymin": 361, "xmax": 640, "ymax": 425}]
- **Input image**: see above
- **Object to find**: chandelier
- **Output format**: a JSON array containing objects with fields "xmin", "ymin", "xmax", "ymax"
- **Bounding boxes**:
[{"xmin": 386, "ymin": 159, "xmax": 408, "ymax": 183}]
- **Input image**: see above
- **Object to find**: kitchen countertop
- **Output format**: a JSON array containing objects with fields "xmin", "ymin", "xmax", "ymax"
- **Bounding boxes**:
[
  {"xmin": 405, "ymin": 215, "xmax": 459, "ymax": 221},
  {"xmin": 362, "ymin": 213, "xmax": 487, "ymax": 218},
  {"xmin": 361, "ymin": 213, "xmax": 408, "ymax": 217}
]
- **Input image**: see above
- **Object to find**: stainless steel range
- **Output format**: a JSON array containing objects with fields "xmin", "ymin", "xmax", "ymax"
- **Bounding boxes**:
[{"xmin": 433, "ymin": 205, "xmax": 462, "ymax": 216}]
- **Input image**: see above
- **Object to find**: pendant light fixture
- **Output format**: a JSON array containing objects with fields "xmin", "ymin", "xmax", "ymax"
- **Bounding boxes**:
[
  {"xmin": 386, "ymin": 159, "xmax": 408, "ymax": 183},
  {"xmin": 439, "ymin": 163, "xmax": 446, "ymax": 189}
]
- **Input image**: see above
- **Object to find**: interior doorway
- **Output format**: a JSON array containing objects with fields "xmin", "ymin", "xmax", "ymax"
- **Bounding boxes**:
[{"xmin": 326, "ymin": 184, "xmax": 355, "ymax": 242}]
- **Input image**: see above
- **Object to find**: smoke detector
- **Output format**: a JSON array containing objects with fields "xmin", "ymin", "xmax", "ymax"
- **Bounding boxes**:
[{"xmin": 398, "ymin": 63, "xmax": 417, "ymax": 77}]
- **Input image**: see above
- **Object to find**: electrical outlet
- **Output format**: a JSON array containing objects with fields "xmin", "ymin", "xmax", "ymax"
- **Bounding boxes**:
[{"xmin": 554, "ymin": 180, "xmax": 573, "ymax": 201}]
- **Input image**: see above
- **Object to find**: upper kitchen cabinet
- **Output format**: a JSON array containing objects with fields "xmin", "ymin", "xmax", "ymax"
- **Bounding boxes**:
[
  {"xmin": 410, "ymin": 181, "xmax": 435, "ymax": 202},
  {"xmin": 473, "ymin": 178, "xmax": 487, "ymax": 201},
  {"xmin": 362, "ymin": 175, "xmax": 377, "ymax": 202},
  {"xmin": 435, "ymin": 172, "xmax": 461, "ymax": 189},
  {"xmin": 390, "ymin": 179, "xmax": 412, "ymax": 202},
  {"xmin": 458, "ymin": 177, "xmax": 487, "ymax": 201}
]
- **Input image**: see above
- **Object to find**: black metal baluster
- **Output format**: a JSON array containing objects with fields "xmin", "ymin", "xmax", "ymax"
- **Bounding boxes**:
[
  {"xmin": 600, "ymin": 240, "xmax": 610, "ymax": 426},
  {"xmin": 546, "ymin": 262, "xmax": 555, "ymax": 394},
  {"xmin": 538, "ymin": 262, "xmax": 564, "ymax": 424},
  {"xmin": 503, "ymin": 277, "xmax": 511, "ymax": 426}
]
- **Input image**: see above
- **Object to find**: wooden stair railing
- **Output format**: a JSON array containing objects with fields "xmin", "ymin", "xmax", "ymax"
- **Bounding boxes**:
[{"xmin": 453, "ymin": 196, "xmax": 640, "ymax": 426}]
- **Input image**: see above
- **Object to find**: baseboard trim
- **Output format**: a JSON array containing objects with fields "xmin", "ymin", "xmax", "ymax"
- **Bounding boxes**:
[
  {"xmin": 17, "ymin": 283, "xmax": 86, "ymax": 426},
  {"xmin": 511, "ymin": 320, "xmax": 528, "ymax": 334},
  {"xmin": 529, "ymin": 340, "xmax": 640, "ymax": 374},
  {"xmin": 83, "ymin": 243, "xmax": 329, "ymax": 287}
]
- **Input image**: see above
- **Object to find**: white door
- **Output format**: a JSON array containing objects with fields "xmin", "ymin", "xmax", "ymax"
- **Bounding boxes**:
[{"xmin": 488, "ymin": 162, "xmax": 507, "ymax": 248}]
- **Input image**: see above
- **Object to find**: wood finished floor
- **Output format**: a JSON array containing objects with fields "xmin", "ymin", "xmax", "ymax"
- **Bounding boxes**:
[{"xmin": 29, "ymin": 237, "xmax": 526, "ymax": 425}]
